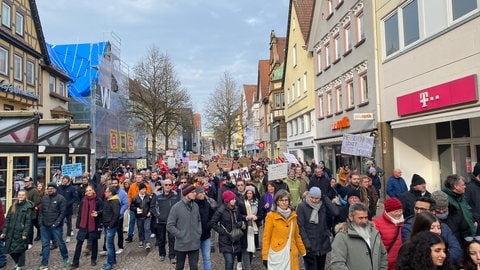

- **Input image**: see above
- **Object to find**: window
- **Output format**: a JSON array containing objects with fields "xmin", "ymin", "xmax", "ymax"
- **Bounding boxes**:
[
  {"xmin": 315, "ymin": 50, "xmax": 322, "ymax": 74},
  {"xmin": 326, "ymin": 91, "xmax": 333, "ymax": 115},
  {"xmin": 291, "ymin": 83, "xmax": 295, "ymax": 101},
  {"xmin": 297, "ymin": 79, "xmax": 301, "ymax": 97},
  {"xmin": 452, "ymin": 0, "xmax": 477, "ymax": 20},
  {"xmin": 424, "ymin": 0, "xmax": 447, "ymax": 36},
  {"xmin": 403, "ymin": 0, "xmax": 419, "ymax": 46},
  {"xmin": 359, "ymin": 73, "xmax": 368, "ymax": 103},
  {"xmin": 324, "ymin": 43, "xmax": 330, "ymax": 67},
  {"xmin": 346, "ymin": 80, "xmax": 354, "ymax": 107},
  {"xmin": 318, "ymin": 95, "xmax": 324, "ymax": 118},
  {"xmin": 26, "ymin": 61, "xmax": 34, "ymax": 85},
  {"xmin": 274, "ymin": 93, "xmax": 284, "ymax": 108},
  {"xmin": 2, "ymin": 3, "xmax": 10, "ymax": 27},
  {"xmin": 287, "ymin": 87, "xmax": 290, "ymax": 104},
  {"xmin": 0, "ymin": 47, "xmax": 7, "ymax": 75},
  {"xmin": 356, "ymin": 12, "xmax": 365, "ymax": 42},
  {"xmin": 305, "ymin": 113, "xmax": 311, "ymax": 132},
  {"xmin": 293, "ymin": 119, "xmax": 298, "ymax": 135},
  {"xmin": 333, "ymin": 34, "xmax": 340, "ymax": 61},
  {"xmin": 343, "ymin": 24, "xmax": 352, "ymax": 52},
  {"xmin": 287, "ymin": 122, "xmax": 292, "ymax": 137},
  {"xmin": 384, "ymin": 13, "xmax": 399, "ymax": 56},
  {"xmin": 59, "ymin": 81, "xmax": 66, "ymax": 97},
  {"xmin": 303, "ymin": 73, "xmax": 307, "ymax": 93},
  {"xmin": 327, "ymin": 0, "xmax": 333, "ymax": 17},
  {"xmin": 335, "ymin": 86, "xmax": 342, "ymax": 112},
  {"xmin": 292, "ymin": 44, "xmax": 297, "ymax": 66},
  {"xmin": 49, "ymin": 75, "xmax": 56, "ymax": 93},
  {"xmin": 13, "ymin": 55, "xmax": 22, "ymax": 81},
  {"xmin": 298, "ymin": 117, "xmax": 304, "ymax": 134},
  {"xmin": 4, "ymin": 104, "xmax": 13, "ymax": 111},
  {"xmin": 15, "ymin": 12, "xmax": 23, "ymax": 36}
]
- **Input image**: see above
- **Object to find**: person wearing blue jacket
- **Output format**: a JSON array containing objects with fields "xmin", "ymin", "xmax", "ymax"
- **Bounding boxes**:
[
  {"xmin": 386, "ymin": 169, "xmax": 408, "ymax": 198},
  {"xmin": 111, "ymin": 178, "xmax": 128, "ymax": 254}
]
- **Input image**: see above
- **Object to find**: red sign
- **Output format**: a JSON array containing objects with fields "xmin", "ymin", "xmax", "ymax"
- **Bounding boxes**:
[
  {"xmin": 332, "ymin": 116, "xmax": 350, "ymax": 130},
  {"xmin": 258, "ymin": 141, "xmax": 265, "ymax": 149},
  {"xmin": 397, "ymin": 75, "xmax": 477, "ymax": 116}
]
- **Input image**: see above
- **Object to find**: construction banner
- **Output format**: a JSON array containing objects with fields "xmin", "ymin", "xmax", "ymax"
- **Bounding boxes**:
[{"xmin": 110, "ymin": 129, "xmax": 118, "ymax": 152}]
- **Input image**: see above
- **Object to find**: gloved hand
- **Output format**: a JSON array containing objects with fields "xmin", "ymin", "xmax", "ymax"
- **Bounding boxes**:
[{"xmin": 263, "ymin": 260, "xmax": 268, "ymax": 268}]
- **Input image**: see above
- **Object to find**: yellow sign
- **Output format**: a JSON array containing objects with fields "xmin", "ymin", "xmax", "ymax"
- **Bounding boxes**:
[
  {"xmin": 110, "ymin": 129, "xmax": 118, "ymax": 152},
  {"xmin": 127, "ymin": 133, "xmax": 135, "ymax": 152},
  {"xmin": 120, "ymin": 131, "xmax": 127, "ymax": 152}
]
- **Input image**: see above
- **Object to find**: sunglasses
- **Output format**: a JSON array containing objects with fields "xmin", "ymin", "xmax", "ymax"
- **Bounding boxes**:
[
  {"xmin": 465, "ymin": 236, "xmax": 480, "ymax": 242},
  {"xmin": 180, "ymin": 181, "xmax": 187, "ymax": 184},
  {"xmin": 164, "ymin": 184, "xmax": 172, "ymax": 186}
]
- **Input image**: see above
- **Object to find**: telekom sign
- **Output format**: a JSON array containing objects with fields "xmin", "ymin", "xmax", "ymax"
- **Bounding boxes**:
[{"xmin": 397, "ymin": 75, "xmax": 477, "ymax": 116}]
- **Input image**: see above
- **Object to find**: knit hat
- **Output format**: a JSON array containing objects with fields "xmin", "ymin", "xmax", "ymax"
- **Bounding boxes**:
[
  {"xmin": 245, "ymin": 185, "xmax": 255, "ymax": 193},
  {"xmin": 384, "ymin": 197, "xmax": 403, "ymax": 213},
  {"xmin": 431, "ymin": 190, "xmax": 449, "ymax": 209},
  {"xmin": 411, "ymin": 174, "xmax": 426, "ymax": 187},
  {"xmin": 473, "ymin": 162, "xmax": 480, "ymax": 177},
  {"xmin": 308, "ymin": 187, "xmax": 321, "ymax": 198},
  {"xmin": 195, "ymin": 186, "xmax": 205, "ymax": 194},
  {"xmin": 346, "ymin": 188, "xmax": 360, "ymax": 200},
  {"xmin": 182, "ymin": 184, "xmax": 196, "ymax": 196},
  {"xmin": 222, "ymin": 190, "xmax": 236, "ymax": 204},
  {"xmin": 47, "ymin": 182, "xmax": 57, "ymax": 189},
  {"xmin": 368, "ymin": 167, "xmax": 376, "ymax": 174}
]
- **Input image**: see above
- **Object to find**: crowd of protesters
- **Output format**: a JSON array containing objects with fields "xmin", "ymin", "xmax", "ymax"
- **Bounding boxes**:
[{"xmin": 1, "ymin": 157, "xmax": 480, "ymax": 270}]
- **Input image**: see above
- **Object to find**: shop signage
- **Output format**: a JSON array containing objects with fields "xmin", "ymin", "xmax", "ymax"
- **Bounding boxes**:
[
  {"xmin": 332, "ymin": 116, "xmax": 350, "ymax": 130},
  {"xmin": 397, "ymin": 75, "xmax": 477, "ymax": 116},
  {"xmin": 258, "ymin": 141, "xmax": 265, "ymax": 149},
  {"xmin": 353, "ymin": 113, "xmax": 374, "ymax": 120},
  {"xmin": 0, "ymin": 81, "xmax": 39, "ymax": 101}
]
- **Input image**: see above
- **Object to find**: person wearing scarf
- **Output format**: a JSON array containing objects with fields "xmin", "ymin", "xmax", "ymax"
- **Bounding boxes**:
[
  {"xmin": 373, "ymin": 197, "xmax": 404, "ymax": 270},
  {"xmin": 297, "ymin": 187, "xmax": 339, "ymax": 269},
  {"xmin": 70, "ymin": 185, "xmax": 103, "ymax": 268},
  {"xmin": 262, "ymin": 189, "xmax": 306, "ymax": 270},
  {"xmin": 242, "ymin": 186, "xmax": 264, "ymax": 269}
]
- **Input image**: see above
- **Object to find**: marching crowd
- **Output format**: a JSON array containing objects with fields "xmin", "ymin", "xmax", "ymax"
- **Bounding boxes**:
[{"xmin": 0, "ymin": 159, "xmax": 480, "ymax": 270}]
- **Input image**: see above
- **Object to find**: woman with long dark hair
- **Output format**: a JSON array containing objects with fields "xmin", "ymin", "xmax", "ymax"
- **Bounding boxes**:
[{"xmin": 463, "ymin": 236, "xmax": 480, "ymax": 270}]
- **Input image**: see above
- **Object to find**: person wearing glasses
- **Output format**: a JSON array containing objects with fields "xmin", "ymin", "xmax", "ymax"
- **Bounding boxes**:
[
  {"xmin": 262, "ymin": 189, "xmax": 306, "ymax": 270},
  {"xmin": 463, "ymin": 236, "xmax": 480, "ymax": 270},
  {"xmin": 401, "ymin": 196, "xmax": 462, "ymax": 266},
  {"xmin": 151, "ymin": 179, "xmax": 179, "ymax": 264}
]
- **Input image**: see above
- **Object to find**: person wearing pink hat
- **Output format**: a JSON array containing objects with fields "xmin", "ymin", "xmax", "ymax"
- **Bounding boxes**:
[{"xmin": 373, "ymin": 197, "xmax": 404, "ymax": 270}]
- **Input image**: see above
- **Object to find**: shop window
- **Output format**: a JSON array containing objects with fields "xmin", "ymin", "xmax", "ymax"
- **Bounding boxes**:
[{"xmin": 436, "ymin": 119, "xmax": 470, "ymax": 139}]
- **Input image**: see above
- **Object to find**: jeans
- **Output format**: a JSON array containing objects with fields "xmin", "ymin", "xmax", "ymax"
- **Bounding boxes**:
[
  {"xmin": 128, "ymin": 210, "xmax": 136, "ymax": 239},
  {"xmin": 241, "ymin": 250, "xmax": 252, "ymax": 270},
  {"xmin": 64, "ymin": 213, "xmax": 73, "ymax": 236},
  {"xmin": 175, "ymin": 249, "xmax": 199, "ymax": 270},
  {"xmin": 104, "ymin": 226, "xmax": 117, "ymax": 267},
  {"xmin": 153, "ymin": 223, "xmax": 175, "ymax": 258},
  {"xmin": 223, "ymin": 252, "xmax": 235, "ymax": 270},
  {"xmin": 117, "ymin": 218, "xmax": 124, "ymax": 249},
  {"xmin": 136, "ymin": 217, "xmax": 151, "ymax": 244},
  {"xmin": 40, "ymin": 225, "xmax": 68, "ymax": 266},
  {"xmin": 200, "ymin": 238, "xmax": 212, "ymax": 270}
]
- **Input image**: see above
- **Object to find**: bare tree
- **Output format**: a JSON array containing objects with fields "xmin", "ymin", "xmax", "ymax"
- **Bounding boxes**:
[
  {"xmin": 128, "ymin": 46, "xmax": 191, "ymax": 163},
  {"xmin": 205, "ymin": 71, "xmax": 242, "ymax": 156}
]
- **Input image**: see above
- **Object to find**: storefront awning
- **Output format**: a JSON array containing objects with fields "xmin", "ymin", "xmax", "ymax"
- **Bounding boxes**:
[
  {"xmin": 38, "ymin": 119, "xmax": 70, "ymax": 148},
  {"xmin": 69, "ymin": 124, "xmax": 91, "ymax": 152},
  {"xmin": 390, "ymin": 106, "xmax": 480, "ymax": 129},
  {"xmin": 0, "ymin": 111, "xmax": 39, "ymax": 145}
]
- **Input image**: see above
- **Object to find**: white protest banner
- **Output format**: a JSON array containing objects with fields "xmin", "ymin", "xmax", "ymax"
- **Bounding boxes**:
[
  {"xmin": 61, "ymin": 163, "xmax": 83, "ymax": 177},
  {"xmin": 136, "ymin": 159, "xmax": 147, "ymax": 169},
  {"xmin": 229, "ymin": 167, "xmax": 251, "ymax": 182},
  {"xmin": 268, "ymin": 163, "xmax": 289, "ymax": 181},
  {"xmin": 340, "ymin": 133, "xmax": 374, "ymax": 157},
  {"xmin": 167, "ymin": 157, "xmax": 176, "ymax": 169},
  {"xmin": 283, "ymin": 152, "xmax": 299, "ymax": 165},
  {"xmin": 188, "ymin": 160, "xmax": 198, "ymax": 173}
]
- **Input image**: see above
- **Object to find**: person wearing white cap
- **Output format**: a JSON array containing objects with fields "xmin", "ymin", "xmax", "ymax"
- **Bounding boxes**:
[{"xmin": 297, "ymin": 187, "xmax": 339, "ymax": 269}]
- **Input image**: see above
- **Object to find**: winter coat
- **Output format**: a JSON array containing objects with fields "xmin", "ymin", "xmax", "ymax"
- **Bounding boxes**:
[
  {"xmin": 102, "ymin": 195, "xmax": 120, "ymax": 229},
  {"xmin": 127, "ymin": 181, "xmax": 152, "ymax": 204},
  {"xmin": 309, "ymin": 174, "xmax": 335, "ymax": 199},
  {"xmin": 38, "ymin": 192, "xmax": 66, "ymax": 227},
  {"xmin": 195, "ymin": 197, "xmax": 216, "ymax": 241},
  {"xmin": 209, "ymin": 204, "xmax": 243, "ymax": 254},
  {"xmin": 284, "ymin": 177, "xmax": 302, "ymax": 207},
  {"xmin": 3, "ymin": 200, "xmax": 33, "ymax": 254},
  {"xmin": 25, "ymin": 186, "xmax": 41, "ymax": 219},
  {"xmin": 331, "ymin": 221, "xmax": 388, "ymax": 270},
  {"xmin": 465, "ymin": 177, "xmax": 480, "ymax": 225},
  {"xmin": 386, "ymin": 176, "xmax": 408, "ymax": 198},
  {"xmin": 75, "ymin": 196, "xmax": 103, "ymax": 240},
  {"xmin": 297, "ymin": 196, "xmax": 339, "ymax": 255},
  {"xmin": 130, "ymin": 193, "xmax": 152, "ymax": 219},
  {"xmin": 166, "ymin": 198, "xmax": 202, "ymax": 252},
  {"xmin": 151, "ymin": 190, "xmax": 179, "ymax": 224},
  {"xmin": 262, "ymin": 211, "xmax": 306, "ymax": 270},
  {"xmin": 398, "ymin": 188, "xmax": 431, "ymax": 219},
  {"xmin": 57, "ymin": 183, "xmax": 79, "ymax": 215},
  {"xmin": 442, "ymin": 187, "xmax": 476, "ymax": 236},
  {"xmin": 402, "ymin": 216, "xmax": 462, "ymax": 265},
  {"xmin": 373, "ymin": 212, "xmax": 403, "ymax": 270}
]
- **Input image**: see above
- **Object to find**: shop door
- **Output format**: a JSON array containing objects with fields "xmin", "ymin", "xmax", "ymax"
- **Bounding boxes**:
[
  {"xmin": 0, "ymin": 154, "xmax": 32, "ymax": 209},
  {"xmin": 438, "ymin": 143, "xmax": 471, "ymax": 182}
]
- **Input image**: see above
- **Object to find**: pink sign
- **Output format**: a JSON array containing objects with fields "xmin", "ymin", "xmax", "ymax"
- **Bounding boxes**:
[{"xmin": 397, "ymin": 75, "xmax": 477, "ymax": 116}]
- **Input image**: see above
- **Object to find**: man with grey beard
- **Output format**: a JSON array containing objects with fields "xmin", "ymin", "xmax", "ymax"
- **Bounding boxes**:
[{"xmin": 330, "ymin": 202, "xmax": 387, "ymax": 270}]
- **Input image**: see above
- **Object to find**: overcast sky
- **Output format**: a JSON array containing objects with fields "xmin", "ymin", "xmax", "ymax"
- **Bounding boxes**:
[{"xmin": 36, "ymin": 0, "xmax": 289, "ymax": 113}]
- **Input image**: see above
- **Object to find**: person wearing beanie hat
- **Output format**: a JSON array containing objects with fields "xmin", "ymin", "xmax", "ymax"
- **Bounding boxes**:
[
  {"xmin": 47, "ymin": 182, "xmax": 58, "ymax": 189},
  {"xmin": 222, "ymin": 190, "xmax": 236, "ymax": 204},
  {"xmin": 194, "ymin": 186, "xmax": 204, "ymax": 194},
  {"xmin": 297, "ymin": 186, "xmax": 339, "ymax": 270},
  {"xmin": 466, "ymin": 162, "xmax": 480, "ymax": 236},
  {"xmin": 398, "ymin": 173, "xmax": 431, "ymax": 218},
  {"xmin": 373, "ymin": 197, "xmax": 404, "ymax": 270},
  {"xmin": 166, "ymin": 180, "xmax": 201, "ymax": 269},
  {"xmin": 442, "ymin": 174, "xmax": 476, "ymax": 237}
]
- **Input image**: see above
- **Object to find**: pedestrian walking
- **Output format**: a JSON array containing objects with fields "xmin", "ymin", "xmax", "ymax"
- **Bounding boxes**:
[{"xmin": 97, "ymin": 186, "xmax": 120, "ymax": 270}]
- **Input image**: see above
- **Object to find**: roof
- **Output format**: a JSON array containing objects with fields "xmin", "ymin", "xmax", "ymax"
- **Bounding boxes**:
[
  {"xmin": 257, "ymin": 60, "xmax": 270, "ymax": 101},
  {"xmin": 276, "ymin": 37, "xmax": 287, "ymax": 64},
  {"xmin": 243, "ymin": 84, "xmax": 256, "ymax": 111},
  {"xmin": 294, "ymin": 0, "xmax": 314, "ymax": 42}
]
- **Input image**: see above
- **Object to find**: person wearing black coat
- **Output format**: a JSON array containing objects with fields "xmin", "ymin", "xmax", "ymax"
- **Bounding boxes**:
[
  {"xmin": 209, "ymin": 190, "xmax": 244, "ymax": 270},
  {"xmin": 57, "ymin": 176, "xmax": 79, "ymax": 242},
  {"xmin": 297, "ymin": 187, "xmax": 339, "ymax": 270},
  {"xmin": 98, "ymin": 186, "xmax": 120, "ymax": 270},
  {"xmin": 399, "ymin": 173, "xmax": 431, "ymax": 219},
  {"xmin": 194, "ymin": 186, "xmax": 216, "ymax": 270},
  {"xmin": 70, "ymin": 185, "xmax": 103, "ymax": 268},
  {"xmin": 130, "ymin": 183, "xmax": 153, "ymax": 249},
  {"xmin": 309, "ymin": 167, "xmax": 335, "ymax": 199},
  {"xmin": 1, "ymin": 190, "xmax": 33, "ymax": 269}
]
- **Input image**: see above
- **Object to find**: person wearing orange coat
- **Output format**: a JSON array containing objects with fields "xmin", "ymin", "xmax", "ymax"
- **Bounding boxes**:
[
  {"xmin": 262, "ymin": 189, "xmax": 306, "ymax": 270},
  {"xmin": 373, "ymin": 197, "xmax": 404, "ymax": 270}
]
